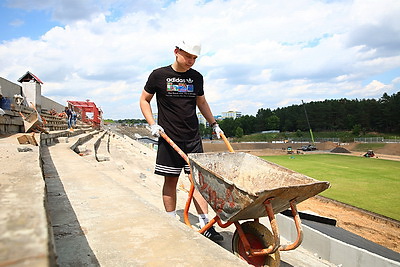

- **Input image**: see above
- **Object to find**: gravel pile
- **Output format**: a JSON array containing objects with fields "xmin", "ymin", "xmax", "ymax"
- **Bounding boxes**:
[{"xmin": 331, "ymin": 147, "xmax": 351, "ymax": 153}]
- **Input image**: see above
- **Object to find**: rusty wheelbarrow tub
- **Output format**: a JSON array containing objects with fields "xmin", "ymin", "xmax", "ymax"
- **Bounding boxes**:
[
  {"xmin": 188, "ymin": 152, "xmax": 330, "ymax": 222},
  {"xmin": 160, "ymin": 131, "xmax": 330, "ymax": 266}
]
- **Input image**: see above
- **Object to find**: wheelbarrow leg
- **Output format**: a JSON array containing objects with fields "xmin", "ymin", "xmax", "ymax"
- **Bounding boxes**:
[
  {"xmin": 279, "ymin": 199, "xmax": 304, "ymax": 251},
  {"xmin": 263, "ymin": 198, "xmax": 281, "ymax": 254},
  {"xmin": 261, "ymin": 198, "xmax": 304, "ymax": 252},
  {"xmin": 198, "ymin": 216, "xmax": 233, "ymax": 234},
  {"xmin": 231, "ymin": 198, "xmax": 281, "ymax": 257},
  {"xmin": 233, "ymin": 221, "xmax": 253, "ymax": 256},
  {"xmin": 233, "ymin": 219, "xmax": 280, "ymax": 257}
]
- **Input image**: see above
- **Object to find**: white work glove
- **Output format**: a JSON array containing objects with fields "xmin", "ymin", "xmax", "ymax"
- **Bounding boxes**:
[
  {"xmin": 212, "ymin": 123, "xmax": 224, "ymax": 139},
  {"xmin": 150, "ymin": 124, "xmax": 164, "ymax": 137}
]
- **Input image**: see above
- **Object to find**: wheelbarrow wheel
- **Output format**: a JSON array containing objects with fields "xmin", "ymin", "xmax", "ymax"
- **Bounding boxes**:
[{"xmin": 232, "ymin": 221, "xmax": 280, "ymax": 267}]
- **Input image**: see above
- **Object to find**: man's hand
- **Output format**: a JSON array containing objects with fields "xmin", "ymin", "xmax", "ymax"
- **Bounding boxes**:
[
  {"xmin": 212, "ymin": 123, "xmax": 224, "ymax": 139},
  {"xmin": 150, "ymin": 124, "xmax": 164, "ymax": 137}
]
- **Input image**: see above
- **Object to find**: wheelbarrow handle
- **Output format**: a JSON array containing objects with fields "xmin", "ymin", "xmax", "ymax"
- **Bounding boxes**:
[
  {"xmin": 159, "ymin": 131, "xmax": 189, "ymax": 164},
  {"xmin": 159, "ymin": 130, "xmax": 194, "ymax": 227},
  {"xmin": 220, "ymin": 133, "xmax": 235, "ymax": 152}
]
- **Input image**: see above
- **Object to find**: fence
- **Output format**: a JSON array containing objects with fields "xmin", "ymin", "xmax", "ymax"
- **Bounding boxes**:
[
  {"xmin": 287, "ymin": 137, "xmax": 400, "ymax": 143},
  {"xmin": 354, "ymin": 137, "xmax": 400, "ymax": 143},
  {"xmin": 289, "ymin": 138, "xmax": 340, "ymax": 143}
]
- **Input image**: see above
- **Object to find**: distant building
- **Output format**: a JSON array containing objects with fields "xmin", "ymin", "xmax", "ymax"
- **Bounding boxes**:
[
  {"xmin": 197, "ymin": 112, "xmax": 207, "ymax": 125},
  {"xmin": 222, "ymin": 110, "xmax": 242, "ymax": 119},
  {"xmin": 197, "ymin": 112, "xmax": 220, "ymax": 127},
  {"xmin": 261, "ymin": 130, "xmax": 280, "ymax": 133}
]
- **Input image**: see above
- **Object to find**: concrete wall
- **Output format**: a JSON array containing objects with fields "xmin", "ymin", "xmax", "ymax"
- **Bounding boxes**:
[
  {"xmin": 41, "ymin": 96, "xmax": 65, "ymax": 113},
  {"xmin": 276, "ymin": 214, "xmax": 400, "ymax": 267},
  {"xmin": 0, "ymin": 77, "xmax": 23, "ymax": 108},
  {"xmin": 0, "ymin": 109, "xmax": 24, "ymax": 133}
]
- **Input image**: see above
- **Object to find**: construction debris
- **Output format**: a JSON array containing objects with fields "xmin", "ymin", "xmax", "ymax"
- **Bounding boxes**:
[
  {"xmin": 17, "ymin": 133, "xmax": 38, "ymax": 146},
  {"xmin": 20, "ymin": 103, "xmax": 49, "ymax": 134},
  {"xmin": 17, "ymin": 147, "xmax": 33, "ymax": 152}
]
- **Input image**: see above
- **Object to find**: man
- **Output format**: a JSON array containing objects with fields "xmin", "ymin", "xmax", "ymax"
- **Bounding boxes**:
[
  {"xmin": 64, "ymin": 106, "xmax": 72, "ymax": 129},
  {"xmin": 140, "ymin": 40, "xmax": 224, "ymax": 242}
]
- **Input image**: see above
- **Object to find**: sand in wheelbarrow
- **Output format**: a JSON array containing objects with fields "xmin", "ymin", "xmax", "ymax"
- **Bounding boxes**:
[
  {"xmin": 190, "ymin": 152, "xmax": 327, "ymax": 196},
  {"xmin": 188, "ymin": 152, "xmax": 330, "ymax": 221},
  {"xmin": 330, "ymin": 147, "xmax": 351, "ymax": 153}
]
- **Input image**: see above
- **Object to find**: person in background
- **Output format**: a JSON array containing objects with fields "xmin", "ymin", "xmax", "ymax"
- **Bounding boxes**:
[
  {"xmin": 72, "ymin": 110, "xmax": 77, "ymax": 127},
  {"xmin": 140, "ymin": 40, "xmax": 224, "ymax": 242},
  {"xmin": 64, "ymin": 106, "xmax": 72, "ymax": 129}
]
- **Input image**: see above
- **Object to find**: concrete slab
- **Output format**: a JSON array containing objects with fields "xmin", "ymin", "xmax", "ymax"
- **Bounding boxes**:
[{"xmin": 0, "ymin": 137, "xmax": 53, "ymax": 266}]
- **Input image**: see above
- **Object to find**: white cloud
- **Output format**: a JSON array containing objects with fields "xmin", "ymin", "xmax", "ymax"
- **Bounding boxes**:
[
  {"xmin": 1, "ymin": 0, "xmax": 400, "ymax": 119},
  {"xmin": 9, "ymin": 19, "xmax": 24, "ymax": 27},
  {"xmin": 346, "ymin": 80, "xmax": 389, "ymax": 98}
]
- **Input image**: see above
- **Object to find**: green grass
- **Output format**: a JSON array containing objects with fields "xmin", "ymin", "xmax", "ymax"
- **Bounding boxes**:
[
  {"xmin": 353, "ymin": 143, "xmax": 386, "ymax": 152},
  {"xmin": 234, "ymin": 131, "xmax": 400, "ymax": 143},
  {"xmin": 261, "ymin": 154, "xmax": 400, "ymax": 221}
]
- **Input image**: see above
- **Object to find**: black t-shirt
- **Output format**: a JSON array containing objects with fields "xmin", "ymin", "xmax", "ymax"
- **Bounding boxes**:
[
  {"xmin": 65, "ymin": 109, "xmax": 72, "ymax": 118},
  {"xmin": 144, "ymin": 65, "xmax": 204, "ymax": 142}
]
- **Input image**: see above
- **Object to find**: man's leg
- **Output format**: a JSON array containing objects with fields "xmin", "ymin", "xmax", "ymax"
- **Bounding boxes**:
[
  {"xmin": 192, "ymin": 182, "xmax": 223, "ymax": 242},
  {"xmin": 163, "ymin": 174, "xmax": 207, "ymax": 214},
  {"xmin": 162, "ymin": 176, "xmax": 179, "ymax": 212},
  {"xmin": 192, "ymin": 188, "xmax": 208, "ymax": 214}
]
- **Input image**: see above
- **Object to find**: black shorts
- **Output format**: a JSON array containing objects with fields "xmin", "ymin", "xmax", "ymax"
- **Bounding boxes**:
[{"xmin": 155, "ymin": 137, "xmax": 203, "ymax": 177}]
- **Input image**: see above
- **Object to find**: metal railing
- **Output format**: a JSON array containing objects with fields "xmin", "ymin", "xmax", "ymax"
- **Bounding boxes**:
[{"xmin": 289, "ymin": 138, "xmax": 340, "ymax": 143}]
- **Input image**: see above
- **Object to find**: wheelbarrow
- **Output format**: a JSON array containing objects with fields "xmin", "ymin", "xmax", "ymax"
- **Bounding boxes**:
[{"xmin": 160, "ymin": 131, "xmax": 330, "ymax": 266}]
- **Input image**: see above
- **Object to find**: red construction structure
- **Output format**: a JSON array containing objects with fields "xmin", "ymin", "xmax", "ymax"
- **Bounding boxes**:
[{"xmin": 67, "ymin": 100, "xmax": 102, "ymax": 129}]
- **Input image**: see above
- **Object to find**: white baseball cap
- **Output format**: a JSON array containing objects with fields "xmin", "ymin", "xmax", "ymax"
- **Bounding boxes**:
[{"xmin": 176, "ymin": 40, "xmax": 201, "ymax": 56}]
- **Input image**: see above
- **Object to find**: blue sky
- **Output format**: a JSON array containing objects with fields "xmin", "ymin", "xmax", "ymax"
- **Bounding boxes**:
[
  {"xmin": 1, "ymin": 0, "xmax": 399, "ymax": 119},
  {"xmin": 0, "ymin": 7, "xmax": 56, "ymax": 41}
]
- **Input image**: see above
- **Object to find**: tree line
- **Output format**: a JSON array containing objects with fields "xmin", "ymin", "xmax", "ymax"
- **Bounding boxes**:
[
  {"xmin": 109, "ymin": 92, "xmax": 399, "ymax": 138},
  {"xmin": 213, "ymin": 92, "xmax": 400, "ymax": 138}
]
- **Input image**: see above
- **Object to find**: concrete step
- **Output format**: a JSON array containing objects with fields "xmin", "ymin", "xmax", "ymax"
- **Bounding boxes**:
[{"xmin": 0, "ymin": 139, "xmax": 54, "ymax": 266}]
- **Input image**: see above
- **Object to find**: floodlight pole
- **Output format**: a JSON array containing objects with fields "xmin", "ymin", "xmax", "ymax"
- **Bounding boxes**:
[{"xmin": 302, "ymin": 100, "xmax": 315, "ymax": 144}]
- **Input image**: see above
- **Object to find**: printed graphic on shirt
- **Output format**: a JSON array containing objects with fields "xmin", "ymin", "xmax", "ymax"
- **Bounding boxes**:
[{"xmin": 165, "ymin": 77, "xmax": 196, "ymax": 97}]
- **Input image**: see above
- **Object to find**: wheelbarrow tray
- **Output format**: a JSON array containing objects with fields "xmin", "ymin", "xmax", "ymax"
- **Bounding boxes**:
[{"xmin": 188, "ymin": 152, "xmax": 330, "ymax": 222}]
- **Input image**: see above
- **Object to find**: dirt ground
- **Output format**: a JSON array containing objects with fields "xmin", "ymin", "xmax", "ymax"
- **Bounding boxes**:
[{"xmin": 297, "ymin": 196, "xmax": 400, "ymax": 253}]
